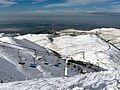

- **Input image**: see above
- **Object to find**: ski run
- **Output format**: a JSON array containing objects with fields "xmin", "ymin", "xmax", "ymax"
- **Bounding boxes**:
[{"xmin": 0, "ymin": 28, "xmax": 120, "ymax": 90}]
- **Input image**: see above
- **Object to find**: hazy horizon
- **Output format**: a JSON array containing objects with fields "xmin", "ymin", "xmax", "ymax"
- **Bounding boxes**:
[
  {"xmin": 0, "ymin": 14, "xmax": 120, "ymax": 33},
  {"xmin": 0, "ymin": 0, "xmax": 120, "ymax": 33},
  {"xmin": 0, "ymin": 13, "xmax": 120, "ymax": 25}
]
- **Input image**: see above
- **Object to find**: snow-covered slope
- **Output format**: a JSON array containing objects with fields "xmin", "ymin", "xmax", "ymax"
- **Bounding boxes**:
[
  {"xmin": 1, "ymin": 71, "xmax": 120, "ymax": 90},
  {"xmin": 1, "ymin": 28, "xmax": 120, "ymax": 90},
  {"xmin": 16, "ymin": 31, "xmax": 120, "ymax": 71},
  {"xmin": 0, "ymin": 37, "xmax": 48, "ymax": 82},
  {"xmin": 0, "ymin": 35, "xmax": 94, "ymax": 83},
  {"xmin": 0, "ymin": 56, "xmax": 26, "ymax": 83},
  {"xmin": 92, "ymin": 28, "xmax": 120, "ymax": 49}
]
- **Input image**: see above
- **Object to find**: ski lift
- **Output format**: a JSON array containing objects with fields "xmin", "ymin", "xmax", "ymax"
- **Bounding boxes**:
[
  {"xmin": 44, "ymin": 62, "xmax": 49, "ymax": 65},
  {"xmin": 53, "ymin": 58, "xmax": 62, "ymax": 67},
  {"xmin": 30, "ymin": 50, "xmax": 38, "ymax": 68},
  {"xmin": 18, "ymin": 61, "xmax": 25, "ymax": 65},
  {"xmin": 57, "ymin": 59, "xmax": 61, "ymax": 64},
  {"xmin": 54, "ymin": 58, "xmax": 62, "ymax": 67},
  {"xmin": 30, "ymin": 63, "xmax": 37, "ymax": 68},
  {"xmin": 54, "ymin": 62, "xmax": 62, "ymax": 67},
  {"xmin": 18, "ymin": 49, "xmax": 25, "ymax": 65},
  {"xmin": 54, "ymin": 64, "xmax": 59, "ymax": 67},
  {"xmin": 38, "ymin": 57, "xmax": 42, "ymax": 60}
]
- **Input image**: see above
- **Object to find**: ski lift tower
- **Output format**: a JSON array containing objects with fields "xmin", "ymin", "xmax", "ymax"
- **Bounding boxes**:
[
  {"xmin": 63, "ymin": 56, "xmax": 71, "ymax": 78},
  {"xmin": 64, "ymin": 59, "xmax": 68, "ymax": 78}
]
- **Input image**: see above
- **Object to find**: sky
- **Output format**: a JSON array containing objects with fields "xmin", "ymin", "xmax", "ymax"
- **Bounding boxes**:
[{"xmin": 0, "ymin": 0, "xmax": 120, "ymax": 15}]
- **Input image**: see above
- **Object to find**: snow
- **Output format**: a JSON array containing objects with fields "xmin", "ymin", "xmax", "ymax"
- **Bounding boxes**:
[
  {"xmin": 0, "ymin": 71, "xmax": 120, "ymax": 90},
  {"xmin": 0, "ymin": 28, "xmax": 120, "ymax": 89}
]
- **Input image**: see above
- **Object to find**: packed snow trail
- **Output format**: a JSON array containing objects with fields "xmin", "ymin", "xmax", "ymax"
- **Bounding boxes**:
[{"xmin": 0, "ymin": 71, "xmax": 120, "ymax": 90}]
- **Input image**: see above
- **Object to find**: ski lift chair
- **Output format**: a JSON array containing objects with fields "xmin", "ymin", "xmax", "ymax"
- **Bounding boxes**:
[
  {"xmin": 54, "ymin": 62, "xmax": 62, "ymax": 67},
  {"xmin": 30, "ymin": 63, "xmax": 37, "ymax": 68},
  {"xmin": 30, "ymin": 50, "xmax": 38, "ymax": 68},
  {"xmin": 18, "ymin": 61, "xmax": 25, "ymax": 65},
  {"xmin": 44, "ymin": 62, "xmax": 49, "ymax": 65},
  {"xmin": 54, "ymin": 58, "xmax": 62, "ymax": 67},
  {"xmin": 41, "ymin": 57, "xmax": 49, "ymax": 65},
  {"xmin": 54, "ymin": 64, "xmax": 59, "ymax": 67},
  {"xmin": 18, "ymin": 49, "xmax": 25, "ymax": 65},
  {"xmin": 58, "ymin": 62, "xmax": 61, "ymax": 64}
]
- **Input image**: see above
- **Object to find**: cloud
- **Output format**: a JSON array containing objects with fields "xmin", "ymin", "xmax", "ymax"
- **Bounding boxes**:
[
  {"xmin": 111, "ymin": 4, "xmax": 120, "ymax": 12},
  {"xmin": 113, "ymin": 1, "xmax": 120, "ymax": 4},
  {"xmin": 0, "ymin": 28, "xmax": 24, "ymax": 32},
  {"xmin": 0, "ymin": 0, "xmax": 17, "ymax": 7},
  {"xmin": 31, "ymin": 0, "xmax": 46, "ymax": 4},
  {"xmin": 19, "ymin": 9, "xmax": 82, "ymax": 15},
  {"xmin": 54, "ymin": 9, "xmax": 81, "ymax": 13},
  {"xmin": 19, "ymin": 10, "xmax": 52, "ymax": 14},
  {"xmin": 36, "ymin": 10, "xmax": 53, "ymax": 13},
  {"xmin": 87, "ymin": 2, "xmax": 120, "ymax": 13},
  {"xmin": 94, "ymin": 2, "xmax": 120, "ymax": 12},
  {"xmin": 45, "ymin": 0, "xmax": 112, "ymax": 7}
]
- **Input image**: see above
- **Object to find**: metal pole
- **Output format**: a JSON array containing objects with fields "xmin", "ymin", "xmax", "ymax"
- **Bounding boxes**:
[
  {"xmin": 26, "ymin": 77, "xmax": 28, "ymax": 80},
  {"xmin": 64, "ymin": 59, "xmax": 68, "ymax": 78},
  {"xmin": 33, "ymin": 49, "xmax": 37, "ymax": 64}
]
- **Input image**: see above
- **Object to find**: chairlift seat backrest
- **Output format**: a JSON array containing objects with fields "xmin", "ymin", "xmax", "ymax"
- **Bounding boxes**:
[
  {"xmin": 44, "ymin": 62, "xmax": 49, "ymax": 65},
  {"xmin": 54, "ymin": 64, "xmax": 59, "ymax": 67},
  {"xmin": 18, "ymin": 62, "xmax": 25, "ymax": 65}
]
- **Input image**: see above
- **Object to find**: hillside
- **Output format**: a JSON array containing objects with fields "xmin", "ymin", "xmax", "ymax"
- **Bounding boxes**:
[{"xmin": 0, "ymin": 28, "xmax": 120, "ymax": 90}]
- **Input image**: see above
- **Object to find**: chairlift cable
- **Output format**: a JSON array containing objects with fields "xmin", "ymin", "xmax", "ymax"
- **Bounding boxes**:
[
  {"xmin": 0, "ymin": 40, "xmax": 85, "ymax": 71},
  {"xmin": 0, "ymin": 40, "xmax": 48, "ymax": 54}
]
